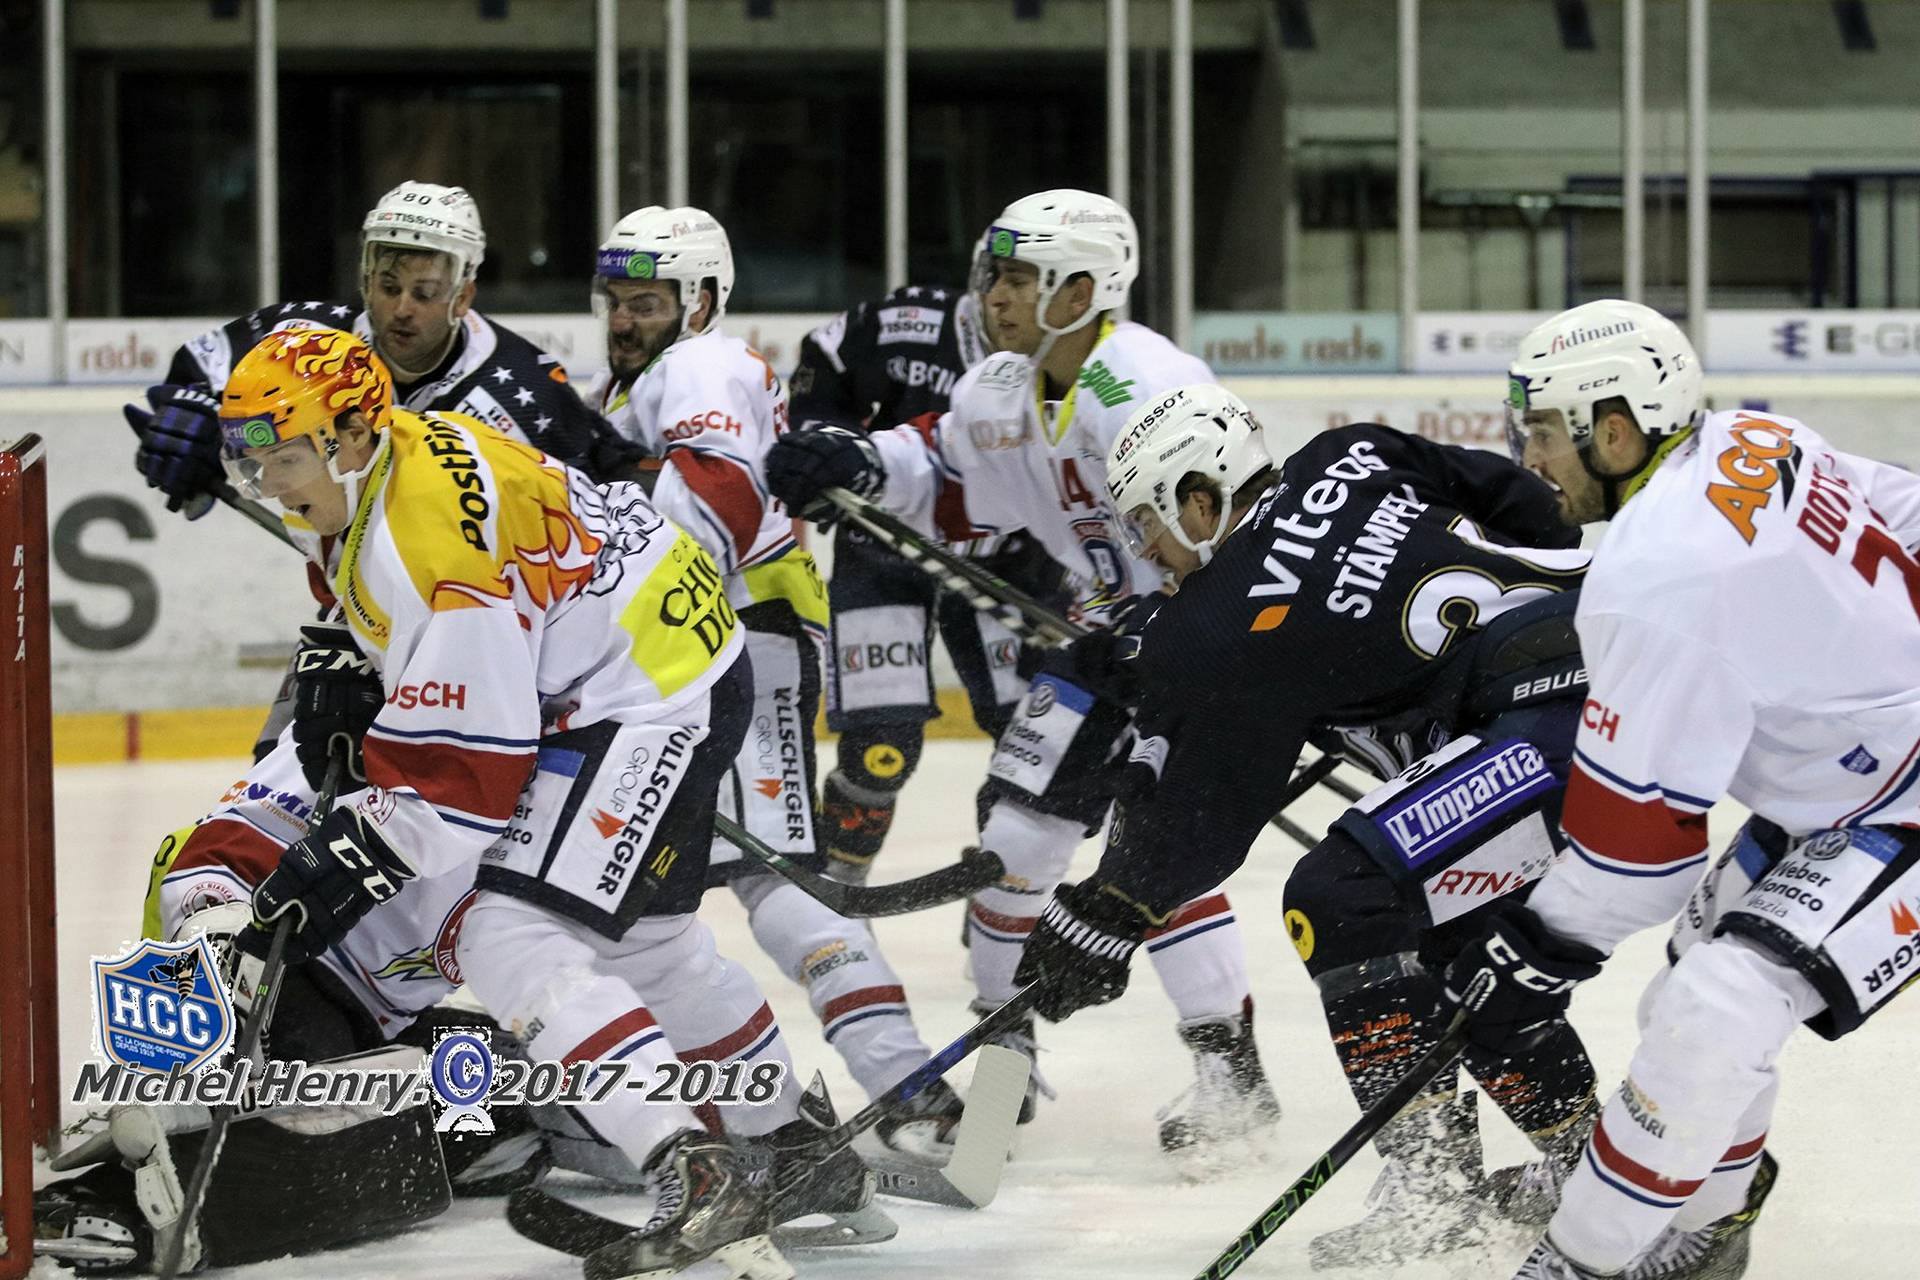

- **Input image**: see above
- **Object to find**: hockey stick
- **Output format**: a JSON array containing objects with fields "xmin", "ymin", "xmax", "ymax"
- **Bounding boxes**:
[
  {"xmin": 506, "ymin": 986, "xmax": 1040, "ymax": 1255},
  {"xmin": 1189, "ymin": 1018, "xmax": 1470, "ymax": 1280},
  {"xmin": 864, "ymin": 1042, "xmax": 1030, "ymax": 1209},
  {"xmin": 155, "ymin": 753, "xmax": 346, "ymax": 1280},
  {"xmin": 819, "ymin": 486, "xmax": 1083, "ymax": 646},
  {"xmin": 717, "ymin": 813, "xmax": 1005, "ymax": 917}
]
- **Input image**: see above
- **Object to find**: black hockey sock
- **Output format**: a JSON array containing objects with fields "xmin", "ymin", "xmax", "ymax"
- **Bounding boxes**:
[
  {"xmin": 822, "ymin": 768, "xmax": 899, "ymax": 869},
  {"xmin": 1463, "ymin": 1018, "xmax": 1598, "ymax": 1152},
  {"xmin": 1315, "ymin": 954, "xmax": 1459, "ymax": 1135}
]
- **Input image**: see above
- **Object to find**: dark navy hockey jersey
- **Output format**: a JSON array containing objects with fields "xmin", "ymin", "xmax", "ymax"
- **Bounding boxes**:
[
  {"xmin": 1096, "ymin": 425, "xmax": 1588, "ymax": 911},
  {"xmin": 789, "ymin": 284, "xmax": 990, "ymax": 431}
]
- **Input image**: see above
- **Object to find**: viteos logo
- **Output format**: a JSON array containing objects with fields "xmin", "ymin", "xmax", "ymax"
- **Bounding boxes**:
[{"xmin": 91, "ymin": 937, "xmax": 236, "ymax": 1075}]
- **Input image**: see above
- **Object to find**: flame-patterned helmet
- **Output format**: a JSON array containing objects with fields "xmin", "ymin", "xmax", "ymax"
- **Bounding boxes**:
[{"xmin": 219, "ymin": 326, "xmax": 395, "ymax": 463}]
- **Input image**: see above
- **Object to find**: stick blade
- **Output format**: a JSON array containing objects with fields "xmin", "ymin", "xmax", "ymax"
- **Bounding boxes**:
[{"xmin": 939, "ymin": 1045, "xmax": 1029, "ymax": 1207}]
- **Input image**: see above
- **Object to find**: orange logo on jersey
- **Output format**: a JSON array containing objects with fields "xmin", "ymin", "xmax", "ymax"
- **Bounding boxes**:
[{"xmin": 1704, "ymin": 416, "xmax": 1797, "ymax": 544}]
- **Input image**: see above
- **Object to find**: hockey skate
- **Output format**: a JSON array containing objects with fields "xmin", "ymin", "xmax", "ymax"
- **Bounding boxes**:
[
  {"xmin": 33, "ymin": 1164, "xmax": 148, "ymax": 1275},
  {"xmin": 1510, "ymin": 1150, "xmax": 1778, "ymax": 1280},
  {"xmin": 1156, "ymin": 1012, "xmax": 1282, "ymax": 1163},
  {"xmin": 970, "ymin": 998, "xmax": 1055, "ymax": 1123},
  {"xmin": 582, "ymin": 1132, "xmax": 794, "ymax": 1280},
  {"xmin": 751, "ymin": 1075, "xmax": 897, "ymax": 1249},
  {"xmin": 1308, "ymin": 1091, "xmax": 1494, "ymax": 1270},
  {"xmin": 872, "ymin": 1076, "xmax": 967, "ymax": 1161},
  {"xmin": 1478, "ymin": 1101, "xmax": 1599, "ymax": 1227}
]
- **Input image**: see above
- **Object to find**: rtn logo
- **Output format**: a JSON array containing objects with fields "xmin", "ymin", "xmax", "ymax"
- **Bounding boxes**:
[
  {"xmin": 388, "ymin": 682, "xmax": 468, "ymax": 710},
  {"xmin": 1582, "ymin": 698, "xmax": 1619, "ymax": 740}
]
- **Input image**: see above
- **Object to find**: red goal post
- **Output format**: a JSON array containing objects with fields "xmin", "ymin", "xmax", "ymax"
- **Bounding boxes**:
[{"xmin": 0, "ymin": 435, "xmax": 55, "ymax": 1280}]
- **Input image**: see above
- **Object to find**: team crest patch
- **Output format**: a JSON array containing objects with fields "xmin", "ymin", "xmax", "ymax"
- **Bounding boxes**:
[
  {"xmin": 1840, "ymin": 745, "xmax": 1880, "ymax": 776},
  {"xmin": 92, "ymin": 936, "xmax": 236, "ymax": 1075}
]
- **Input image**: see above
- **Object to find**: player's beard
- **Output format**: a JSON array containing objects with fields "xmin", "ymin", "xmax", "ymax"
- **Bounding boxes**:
[{"xmin": 609, "ymin": 318, "xmax": 677, "ymax": 381}]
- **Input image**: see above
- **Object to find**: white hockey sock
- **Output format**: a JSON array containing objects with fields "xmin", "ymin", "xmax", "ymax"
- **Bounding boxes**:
[
  {"xmin": 1142, "ymin": 893, "xmax": 1252, "ymax": 1023},
  {"xmin": 968, "ymin": 804, "xmax": 1083, "ymax": 1003},
  {"xmin": 741, "ymin": 877, "xmax": 931, "ymax": 1101}
]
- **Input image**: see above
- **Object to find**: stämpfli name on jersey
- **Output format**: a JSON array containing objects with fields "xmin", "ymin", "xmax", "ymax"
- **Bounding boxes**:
[{"xmin": 1245, "ymin": 436, "xmax": 1430, "ymax": 618}]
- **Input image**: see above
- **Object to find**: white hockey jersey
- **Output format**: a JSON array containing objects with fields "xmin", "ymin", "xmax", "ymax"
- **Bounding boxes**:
[
  {"xmin": 1529, "ymin": 409, "xmax": 1920, "ymax": 952},
  {"xmin": 869, "ymin": 319, "xmax": 1213, "ymax": 611},
  {"xmin": 591, "ymin": 328, "xmax": 825, "ymax": 630}
]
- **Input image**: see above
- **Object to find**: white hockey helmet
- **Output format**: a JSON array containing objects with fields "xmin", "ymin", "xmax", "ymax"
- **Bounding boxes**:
[
  {"xmin": 971, "ymin": 189, "xmax": 1138, "ymax": 338},
  {"xmin": 1505, "ymin": 299, "xmax": 1702, "ymax": 463},
  {"xmin": 359, "ymin": 182, "xmax": 487, "ymax": 288},
  {"xmin": 595, "ymin": 205, "xmax": 734, "ymax": 339},
  {"xmin": 1108, "ymin": 383, "xmax": 1272, "ymax": 564}
]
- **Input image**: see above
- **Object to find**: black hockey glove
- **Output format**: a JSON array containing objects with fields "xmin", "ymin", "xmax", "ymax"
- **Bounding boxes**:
[
  {"xmin": 765, "ymin": 424, "xmax": 885, "ymax": 524},
  {"xmin": 1444, "ymin": 906, "xmax": 1607, "ymax": 1056},
  {"xmin": 291, "ymin": 623, "xmax": 384, "ymax": 791},
  {"xmin": 126, "ymin": 382, "xmax": 224, "ymax": 516},
  {"xmin": 247, "ymin": 807, "xmax": 416, "ymax": 963},
  {"xmin": 1063, "ymin": 591, "xmax": 1167, "ymax": 707},
  {"xmin": 1014, "ymin": 880, "xmax": 1156, "ymax": 1022}
]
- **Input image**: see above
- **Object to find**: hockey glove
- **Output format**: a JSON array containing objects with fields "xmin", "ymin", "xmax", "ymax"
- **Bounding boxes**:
[
  {"xmin": 1062, "ymin": 591, "xmax": 1167, "ymax": 708},
  {"xmin": 1444, "ymin": 906, "xmax": 1606, "ymax": 1056},
  {"xmin": 765, "ymin": 424, "xmax": 885, "ymax": 524},
  {"xmin": 126, "ymin": 383, "xmax": 224, "ymax": 517},
  {"xmin": 290, "ymin": 623, "xmax": 384, "ymax": 791},
  {"xmin": 247, "ymin": 807, "xmax": 416, "ymax": 963},
  {"xmin": 1014, "ymin": 879, "xmax": 1155, "ymax": 1022}
]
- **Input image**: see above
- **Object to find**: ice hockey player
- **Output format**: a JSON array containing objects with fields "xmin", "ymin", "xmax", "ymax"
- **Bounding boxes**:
[
  {"xmin": 583, "ymin": 205, "xmax": 963, "ymax": 1157},
  {"xmin": 111, "ymin": 325, "xmax": 831, "ymax": 1280},
  {"xmin": 1447, "ymin": 299, "xmax": 1920, "ymax": 1279},
  {"xmin": 790, "ymin": 276, "xmax": 1065, "ymax": 885},
  {"xmin": 131, "ymin": 181, "xmax": 641, "ymax": 504},
  {"xmin": 766, "ymin": 190, "xmax": 1279, "ymax": 1158},
  {"xmin": 126, "ymin": 180, "xmax": 645, "ymax": 758},
  {"xmin": 1012, "ymin": 382, "xmax": 1609, "ymax": 1268}
]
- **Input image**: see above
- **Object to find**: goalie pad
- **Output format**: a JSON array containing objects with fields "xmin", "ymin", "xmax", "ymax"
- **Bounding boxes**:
[{"xmin": 45, "ymin": 1046, "xmax": 450, "ymax": 1271}]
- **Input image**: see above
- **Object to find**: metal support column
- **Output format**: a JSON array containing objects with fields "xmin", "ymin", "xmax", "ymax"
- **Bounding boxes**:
[
  {"xmin": 666, "ymin": 0, "xmax": 689, "ymax": 205},
  {"xmin": 1623, "ymin": 0, "xmax": 1645, "ymax": 302},
  {"xmin": 1170, "ymin": 0, "xmax": 1193, "ymax": 348},
  {"xmin": 885, "ymin": 0, "xmax": 907, "ymax": 288},
  {"xmin": 1686, "ymin": 0, "xmax": 1708, "ymax": 348},
  {"xmin": 42, "ymin": 0, "xmax": 67, "ymax": 378},
  {"xmin": 1397, "ymin": 0, "xmax": 1419, "ymax": 368},
  {"xmin": 595, "ymin": 0, "xmax": 617, "ymax": 236},
  {"xmin": 1107, "ymin": 0, "xmax": 1128, "ymax": 208},
  {"xmin": 255, "ymin": 0, "xmax": 279, "ymax": 307}
]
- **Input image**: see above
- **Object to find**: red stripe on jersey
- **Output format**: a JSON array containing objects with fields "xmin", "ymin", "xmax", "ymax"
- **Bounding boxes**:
[
  {"xmin": 305, "ymin": 559, "xmax": 338, "ymax": 610},
  {"xmin": 1145, "ymin": 893, "xmax": 1232, "ymax": 939},
  {"xmin": 1591, "ymin": 1117, "xmax": 1704, "ymax": 1200},
  {"xmin": 1563, "ymin": 763, "xmax": 1708, "ymax": 867},
  {"xmin": 667, "ymin": 450, "xmax": 763, "ymax": 560},
  {"xmin": 361, "ymin": 735, "xmax": 533, "ymax": 825},
  {"xmin": 678, "ymin": 1002, "xmax": 776, "ymax": 1062},
  {"xmin": 563, "ymin": 1007, "xmax": 660, "ymax": 1065},
  {"xmin": 969, "ymin": 902, "xmax": 1037, "ymax": 936},
  {"xmin": 820, "ymin": 985, "xmax": 909, "ymax": 1025},
  {"xmin": 904, "ymin": 411, "xmax": 982, "ymax": 543},
  {"xmin": 1718, "ymin": 1133, "xmax": 1767, "ymax": 1166},
  {"xmin": 172, "ymin": 818, "xmax": 285, "ymax": 889}
]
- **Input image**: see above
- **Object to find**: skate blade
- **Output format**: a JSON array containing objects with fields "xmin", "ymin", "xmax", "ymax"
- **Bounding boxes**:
[
  {"xmin": 612, "ymin": 1233, "xmax": 796, "ymax": 1280},
  {"xmin": 772, "ymin": 1203, "xmax": 899, "ymax": 1249}
]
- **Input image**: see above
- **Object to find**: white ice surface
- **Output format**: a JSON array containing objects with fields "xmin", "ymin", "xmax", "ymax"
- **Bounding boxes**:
[{"xmin": 42, "ymin": 741, "xmax": 1920, "ymax": 1280}]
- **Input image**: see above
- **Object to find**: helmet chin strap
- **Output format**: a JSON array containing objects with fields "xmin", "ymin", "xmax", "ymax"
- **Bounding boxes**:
[
  {"xmin": 1579, "ymin": 429, "xmax": 1688, "ymax": 518},
  {"xmin": 328, "ymin": 430, "xmax": 392, "ymax": 526}
]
